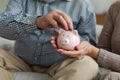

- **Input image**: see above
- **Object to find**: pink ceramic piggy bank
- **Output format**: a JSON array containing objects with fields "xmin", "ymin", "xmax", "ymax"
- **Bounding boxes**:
[{"xmin": 57, "ymin": 29, "xmax": 80, "ymax": 51}]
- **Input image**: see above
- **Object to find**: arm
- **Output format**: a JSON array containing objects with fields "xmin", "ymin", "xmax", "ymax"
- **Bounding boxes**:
[
  {"xmin": 104, "ymin": 72, "xmax": 120, "ymax": 80},
  {"xmin": 51, "ymin": 37, "xmax": 120, "ymax": 73},
  {"xmin": 77, "ymin": 1, "xmax": 97, "ymax": 45},
  {"xmin": 97, "ymin": 1, "xmax": 120, "ymax": 72},
  {"xmin": 0, "ymin": 0, "xmax": 73, "ymax": 40},
  {"xmin": 0, "ymin": 0, "xmax": 38, "ymax": 40},
  {"xmin": 97, "ymin": 4, "xmax": 114, "ymax": 51},
  {"xmin": 98, "ymin": 49, "xmax": 120, "ymax": 72},
  {"xmin": 51, "ymin": 2, "xmax": 120, "ymax": 71}
]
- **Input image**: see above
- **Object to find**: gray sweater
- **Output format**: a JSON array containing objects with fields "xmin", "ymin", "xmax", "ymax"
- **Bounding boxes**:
[{"xmin": 97, "ymin": 1, "xmax": 120, "ymax": 79}]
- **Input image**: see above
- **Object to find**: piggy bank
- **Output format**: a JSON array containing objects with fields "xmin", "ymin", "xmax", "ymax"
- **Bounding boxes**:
[{"xmin": 57, "ymin": 29, "xmax": 80, "ymax": 51}]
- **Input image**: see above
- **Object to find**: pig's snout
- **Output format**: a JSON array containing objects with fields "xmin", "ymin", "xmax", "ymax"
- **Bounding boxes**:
[{"xmin": 61, "ymin": 39, "xmax": 69, "ymax": 45}]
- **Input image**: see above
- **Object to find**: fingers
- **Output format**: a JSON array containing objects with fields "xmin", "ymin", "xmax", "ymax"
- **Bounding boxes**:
[
  {"xmin": 36, "ymin": 10, "xmax": 73, "ymax": 30},
  {"xmin": 49, "ymin": 18, "xmax": 58, "ymax": 28},
  {"xmin": 50, "ymin": 37, "xmax": 58, "ymax": 49},
  {"xmin": 54, "ymin": 15, "xmax": 68, "ymax": 30},
  {"xmin": 50, "ymin": 38, "xmax": 86, "ymax": 59},
  {"xmin": 57, "ymin": 49, "xmax": 83, "ymax": 58},
  {"xmin": 51, "ymin": 41, "xmax": 91, "ymax": 59},
  {"xmin": 74, "ymin": 41, "xmax": 88, "ymax": 51},
  {"xmin": 57, "ymin": 10, "xmax": 73, "ymax": 30},
  {"xmin": 78, "ymin": 41, "xmax": 89, "ymax": 50},
  {"xmin": 45, "ymin": 14, "xmax": 58, "ymax": 28},
  {"xmin": 74, "ymin": 44, "xmax": 80, "ymax": 50},
  {"xmin": 54, "ymin": 28, "xmax": 59, "ymax": 35},
  {"xmin": 50, "ymin": 10, "xmax": 73, "ymax": 30},
  {"xmin": 57, "ymin": 41, "xmax": 90, "ymax": 58}
]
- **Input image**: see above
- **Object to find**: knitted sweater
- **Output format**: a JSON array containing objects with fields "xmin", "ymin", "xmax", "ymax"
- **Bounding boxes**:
[{"xmin": 97, "ymin": 1, "xmax": 120, "ymax": 79}]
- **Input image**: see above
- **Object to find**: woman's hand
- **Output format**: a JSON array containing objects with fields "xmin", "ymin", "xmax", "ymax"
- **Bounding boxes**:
[
  {"xmin": 74, "ymin": 41, "xmax": 99, "ymax": 59},
  {"xmin": 51, "ymin": 37, "xmax": 99, "ymax": 59}
]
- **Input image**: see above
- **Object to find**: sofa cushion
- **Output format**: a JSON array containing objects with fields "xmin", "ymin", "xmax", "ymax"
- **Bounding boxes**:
[
  {"xmin": 96, "ymin": 24, "xmax": 103, "ymax": 38},
  {"xmin": 12, "ymin": 72, "xmax": 50, "ymax": 80}
]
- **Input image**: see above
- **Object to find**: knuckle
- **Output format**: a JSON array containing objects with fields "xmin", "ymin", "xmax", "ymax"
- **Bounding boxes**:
[
  {"xmin": 59, "ymin": 15, "xmax": 62, "ymax": 18},
  {"xmin": 54, "ymin": 9, "xmax": 60, "ymax": 12},
  {"xmin": 44, "ymin": 14, "xmax": 49, "ymax": 19},
  {"xmin": 53, "ymin": 22, "xmax": 58, "ymax": 27},
  {"xmin": 51, "ymin": 10, "xmax": 57, "ymax": 14}
]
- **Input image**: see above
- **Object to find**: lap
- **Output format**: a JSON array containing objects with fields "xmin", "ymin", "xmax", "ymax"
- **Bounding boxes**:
[
  {"xmin": 0, "ymin": 49, "xmax": 99, "ymax": 80},
  {"xmin": 0, "ymin": 48, "xmax": 31, "ymax": 71},
  {"xmin": 48, "ymin": 56, "xmax": 99, "ymax": 80}
]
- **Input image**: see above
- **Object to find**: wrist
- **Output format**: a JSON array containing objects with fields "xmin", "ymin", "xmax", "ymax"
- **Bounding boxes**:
[
  {"xmin": 36, "ymin": 16, "xmax": 45, "ymax": 29},
  {"xmin": 90, "ymin": 46, "xmax": 99, "ymax": 59}
]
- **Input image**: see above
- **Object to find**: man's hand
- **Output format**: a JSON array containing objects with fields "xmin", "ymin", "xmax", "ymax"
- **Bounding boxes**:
[{"xmin": 36, "ymin": 10, "xmax": 73, "ymax": 30}]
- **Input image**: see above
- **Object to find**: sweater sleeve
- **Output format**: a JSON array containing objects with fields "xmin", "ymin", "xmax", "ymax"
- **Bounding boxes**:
[
  {"xmin": 97, "ymin": 49, "xmax": 120, "ymax": 72},
  {"xmin": 97, "ymin": 1, "xmax": 120, "ymax": 72}
]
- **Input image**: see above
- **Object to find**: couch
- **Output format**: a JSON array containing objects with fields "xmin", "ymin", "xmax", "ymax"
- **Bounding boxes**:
[{"xmin": 0, "ymin": 25, "xmax": 103, "ymax": 80}]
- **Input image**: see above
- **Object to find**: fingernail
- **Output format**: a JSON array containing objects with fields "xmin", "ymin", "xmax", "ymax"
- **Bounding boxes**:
[
  {"xmin": 65, "ymin": 26, "xmax": 69, "ymax": 30},
  {"xmin": 70, "ymin": 25, "xmax": 73, "ymax": 31}
]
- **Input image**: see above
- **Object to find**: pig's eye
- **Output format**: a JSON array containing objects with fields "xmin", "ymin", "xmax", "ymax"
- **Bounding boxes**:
[
  {"xmin": 67, "ymin": 35, "xmax": 69, "ymax": 37},
  {"xmin": 62, "ymin": 34, "xmax": 65, "ymax": 37}
]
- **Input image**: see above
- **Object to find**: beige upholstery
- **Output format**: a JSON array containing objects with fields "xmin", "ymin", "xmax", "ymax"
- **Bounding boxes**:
[{"xmin": 12, "ymin": 72, "xmax": 50, "ymax": 80}]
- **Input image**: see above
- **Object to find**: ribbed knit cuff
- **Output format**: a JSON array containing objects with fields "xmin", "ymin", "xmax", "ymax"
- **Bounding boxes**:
[
  {"xmin": 97, "ymin": 48, "xmax": 120, "ymax": 71},
  {"xmin": 97, "ymin": 48, "xmax": 106, "ymax": 65}
]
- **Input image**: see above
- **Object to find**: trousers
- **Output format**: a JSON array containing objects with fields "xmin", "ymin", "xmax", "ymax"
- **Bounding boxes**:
[{"xmin": 0, "ymin": 48, "xmax": 98, "ymax": 80}]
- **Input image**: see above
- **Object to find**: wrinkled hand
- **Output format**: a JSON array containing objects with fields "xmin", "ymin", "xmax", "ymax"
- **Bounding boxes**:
[
  {"xmin": 36, "ymin": 10, "xmax": 73, "ymax": 30},
  {"xmin": 51, "ymin": 38, "xmax": 99, "ymax": 59}
]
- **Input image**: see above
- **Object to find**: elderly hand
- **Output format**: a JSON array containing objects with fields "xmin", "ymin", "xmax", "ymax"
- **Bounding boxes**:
[
  {"xmin": 51, "ymin": 37, "xmax": 99, "ymax": 59},
  {"xmin": 36, "ymin": 10, "xmax": 73, "ymax": 30}
]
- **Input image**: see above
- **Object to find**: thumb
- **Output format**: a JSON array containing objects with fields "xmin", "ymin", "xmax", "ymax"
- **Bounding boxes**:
[
  {"xmin": 74, "ymin": 44, "xmax": 80, "ymax": 50},
  {"xmin": 54, "ymin": 28, "xmax": 59, "ymax": 35}
]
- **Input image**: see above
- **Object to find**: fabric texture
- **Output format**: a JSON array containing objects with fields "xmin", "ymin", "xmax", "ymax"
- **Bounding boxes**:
[
  {"xmin": 0, "ymin": 0, "xmax": 97, "ymax": 67},
  {"xmin": 48, "ymin": 56, "xmax": 98, "ymax": 80},
  {"xmin": 0, "ymin": 48, "xmax": 98, "ymax": 80},
  {"xmin": 0, "ymin": 48, "xmax": 31, "ymax": 80},
  {"xmin": 97, "ymin": 1, "xmax": 120, "ymax": 79},
  {"xmin": 12, "ymin": 72, "xmax": 50, "ymax": 80}
]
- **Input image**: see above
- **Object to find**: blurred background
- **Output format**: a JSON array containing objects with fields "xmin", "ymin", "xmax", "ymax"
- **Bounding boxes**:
[
  {"xmin": 0, "ymin": 0, "xmax": 118, "ymax": 25},
  {"xmin": 90, "ymin": 0, "xmax": 118, "ymax": 25}
]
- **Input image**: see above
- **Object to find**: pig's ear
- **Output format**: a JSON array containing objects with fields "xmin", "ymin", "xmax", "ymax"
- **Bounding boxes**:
[
  {"xmin": 58, "ymin": 29, "xmax": 65, "ymax": 34},
  {"xmin": 73, "ymin": 30, "xmax": 78, "ymax": 35}
]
